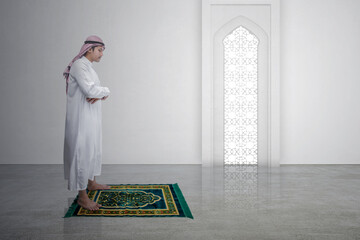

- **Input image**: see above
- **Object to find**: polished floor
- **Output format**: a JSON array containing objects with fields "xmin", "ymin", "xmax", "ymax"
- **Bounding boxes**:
[{"xmin": 0, "ymin": 164, "xmax": 360, "ymax": 240}]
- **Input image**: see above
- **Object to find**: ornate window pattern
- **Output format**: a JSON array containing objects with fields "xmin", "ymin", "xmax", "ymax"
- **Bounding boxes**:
[{"xmin": 223, "ymin": 26, "xmax": 259, "ymax": 165}]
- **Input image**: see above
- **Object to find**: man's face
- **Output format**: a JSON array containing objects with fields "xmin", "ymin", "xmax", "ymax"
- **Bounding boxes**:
[{"xmin": 88, "ymin": 46, "xmax": 104, "ymax": 62}]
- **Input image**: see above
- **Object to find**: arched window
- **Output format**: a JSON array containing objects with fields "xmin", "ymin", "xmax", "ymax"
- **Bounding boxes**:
[{"xmin": 223, "ymin": 26, "xmax": 259, "ymax": 165}]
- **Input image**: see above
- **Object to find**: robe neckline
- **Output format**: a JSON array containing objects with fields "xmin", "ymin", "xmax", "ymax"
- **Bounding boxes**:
[{"xmin": 81, "ymin": 56, "xmax": 93, "ymax": 67}]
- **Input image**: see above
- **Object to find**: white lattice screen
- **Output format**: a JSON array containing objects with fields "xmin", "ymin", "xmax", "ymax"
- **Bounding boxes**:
[{"xmin": 223, "ymin": 26, "xmax": 259, "ymax": 165}]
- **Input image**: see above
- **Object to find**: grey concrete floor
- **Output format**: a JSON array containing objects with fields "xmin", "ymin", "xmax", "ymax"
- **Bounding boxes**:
[{"xmin": 0, "ymin": 164, "xmax": 360, "ymax": 240}]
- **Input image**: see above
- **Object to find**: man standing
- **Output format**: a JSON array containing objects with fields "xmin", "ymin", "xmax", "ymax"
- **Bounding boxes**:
[{"xmin": 63, "ymin": 35, "xmax": 110, "ymax": 211}]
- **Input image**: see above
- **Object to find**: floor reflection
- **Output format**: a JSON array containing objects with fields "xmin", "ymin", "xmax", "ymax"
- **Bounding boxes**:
[
  {"xmin": 223, "ymin": 165, "xmax": 258, "ymax": 209},
  {"xmin": 63, "ymin": 197, "xmax": 103, "ymax": 238}
]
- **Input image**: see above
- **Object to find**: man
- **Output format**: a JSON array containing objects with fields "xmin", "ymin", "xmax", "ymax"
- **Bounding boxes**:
[{"xmin": 63, "ymin": 35, "xmax": 110, "ymax": 211}]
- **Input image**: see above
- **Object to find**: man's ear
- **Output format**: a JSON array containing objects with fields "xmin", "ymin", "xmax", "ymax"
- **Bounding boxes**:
[{"xmin": 87, "ymin": 48, "xmax": 93, "ymax": 54}]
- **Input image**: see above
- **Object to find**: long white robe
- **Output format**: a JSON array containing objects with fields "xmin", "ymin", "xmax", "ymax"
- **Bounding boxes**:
[{"xmin": 64, "ymin": 56, "xmax": 110, "ymax": 191}]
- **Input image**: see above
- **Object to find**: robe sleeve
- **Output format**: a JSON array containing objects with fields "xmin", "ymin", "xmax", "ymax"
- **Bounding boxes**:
[{"xmin": 70, "ymin": 61, "xmax": 110, "ymax": 98}]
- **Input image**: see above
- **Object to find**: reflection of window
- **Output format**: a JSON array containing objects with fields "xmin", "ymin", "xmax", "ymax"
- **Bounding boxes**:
[
  {"xmin": 224, "ymin": 165, "xmax": 258, "ymax": 209},
  {"xmin": 223, "ymin": 26, "xmax": 258, "ymax": 165}
]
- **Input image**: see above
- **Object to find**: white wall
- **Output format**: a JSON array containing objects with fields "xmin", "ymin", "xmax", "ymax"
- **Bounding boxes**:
[
  {"xmin": 281, "ymin": 0, "xmax": 360, "ymax": 164},
  {"xmin": 0, "ymin": 0, "xmax": 201, "ymax": 164},
  {"xmin": 0, "ymin": 0, "xmax": 359, "ymax": 164}
]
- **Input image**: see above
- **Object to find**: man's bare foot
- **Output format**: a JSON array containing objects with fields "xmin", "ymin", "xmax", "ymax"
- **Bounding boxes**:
[
  {"xmin": 77, "ymin": 194, "xmax": 102, "ymax": 211},
  {"xmin": 87, "ymin": 182, "xmax": 111, "ymax": 191}
]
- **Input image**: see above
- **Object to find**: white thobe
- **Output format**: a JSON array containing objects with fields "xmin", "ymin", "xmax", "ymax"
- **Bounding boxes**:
[{"xmin": 64, "ymin": 56, "xmax": 110, "ymax": 191}]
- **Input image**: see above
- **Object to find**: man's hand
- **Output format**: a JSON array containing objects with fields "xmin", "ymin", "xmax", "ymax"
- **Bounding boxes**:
[
  {"xmin": 102, "ymin": 96, "xmax": 109, "ymax": 101},
  {"xmin": 86, "ymin": 98, "xmax": 101, "ymax": 104}
]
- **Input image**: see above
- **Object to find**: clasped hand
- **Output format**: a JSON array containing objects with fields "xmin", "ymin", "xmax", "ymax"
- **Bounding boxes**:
[{"xmin": 86, "ymin": 96, "xmax": 108, "ymax": 104}]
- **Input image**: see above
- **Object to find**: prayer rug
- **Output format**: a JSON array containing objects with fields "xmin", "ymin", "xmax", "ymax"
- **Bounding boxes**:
[{"xmin": 64, "ymin": 183, "xmax": 193, "ymax": 219}]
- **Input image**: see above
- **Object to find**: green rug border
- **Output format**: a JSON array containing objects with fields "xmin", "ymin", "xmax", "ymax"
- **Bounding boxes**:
[
  {"xmin": 64, "ymin": 195, "xmax": 79, "ymax": 218},
  {"xmin": 63, "ymin": 183, "xmax": 193, "ymax": 219},
  {"xmin": 172, "ymin": 183, "xmax": 193, "ymax": 219}
]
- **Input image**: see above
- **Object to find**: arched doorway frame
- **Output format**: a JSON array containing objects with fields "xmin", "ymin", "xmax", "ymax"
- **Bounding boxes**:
[
  {"xmin": 202, "ymin": 0, "xmax": 280, "ymax": 167},
  {"xmin": 213, "ymin": 16, "xmax": 269, "ymax": 167}
]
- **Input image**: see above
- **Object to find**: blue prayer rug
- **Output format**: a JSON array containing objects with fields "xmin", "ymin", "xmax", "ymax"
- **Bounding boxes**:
[{"xmin": 64, "ymin": 183, "xmax": 193, "ymax": 219}]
